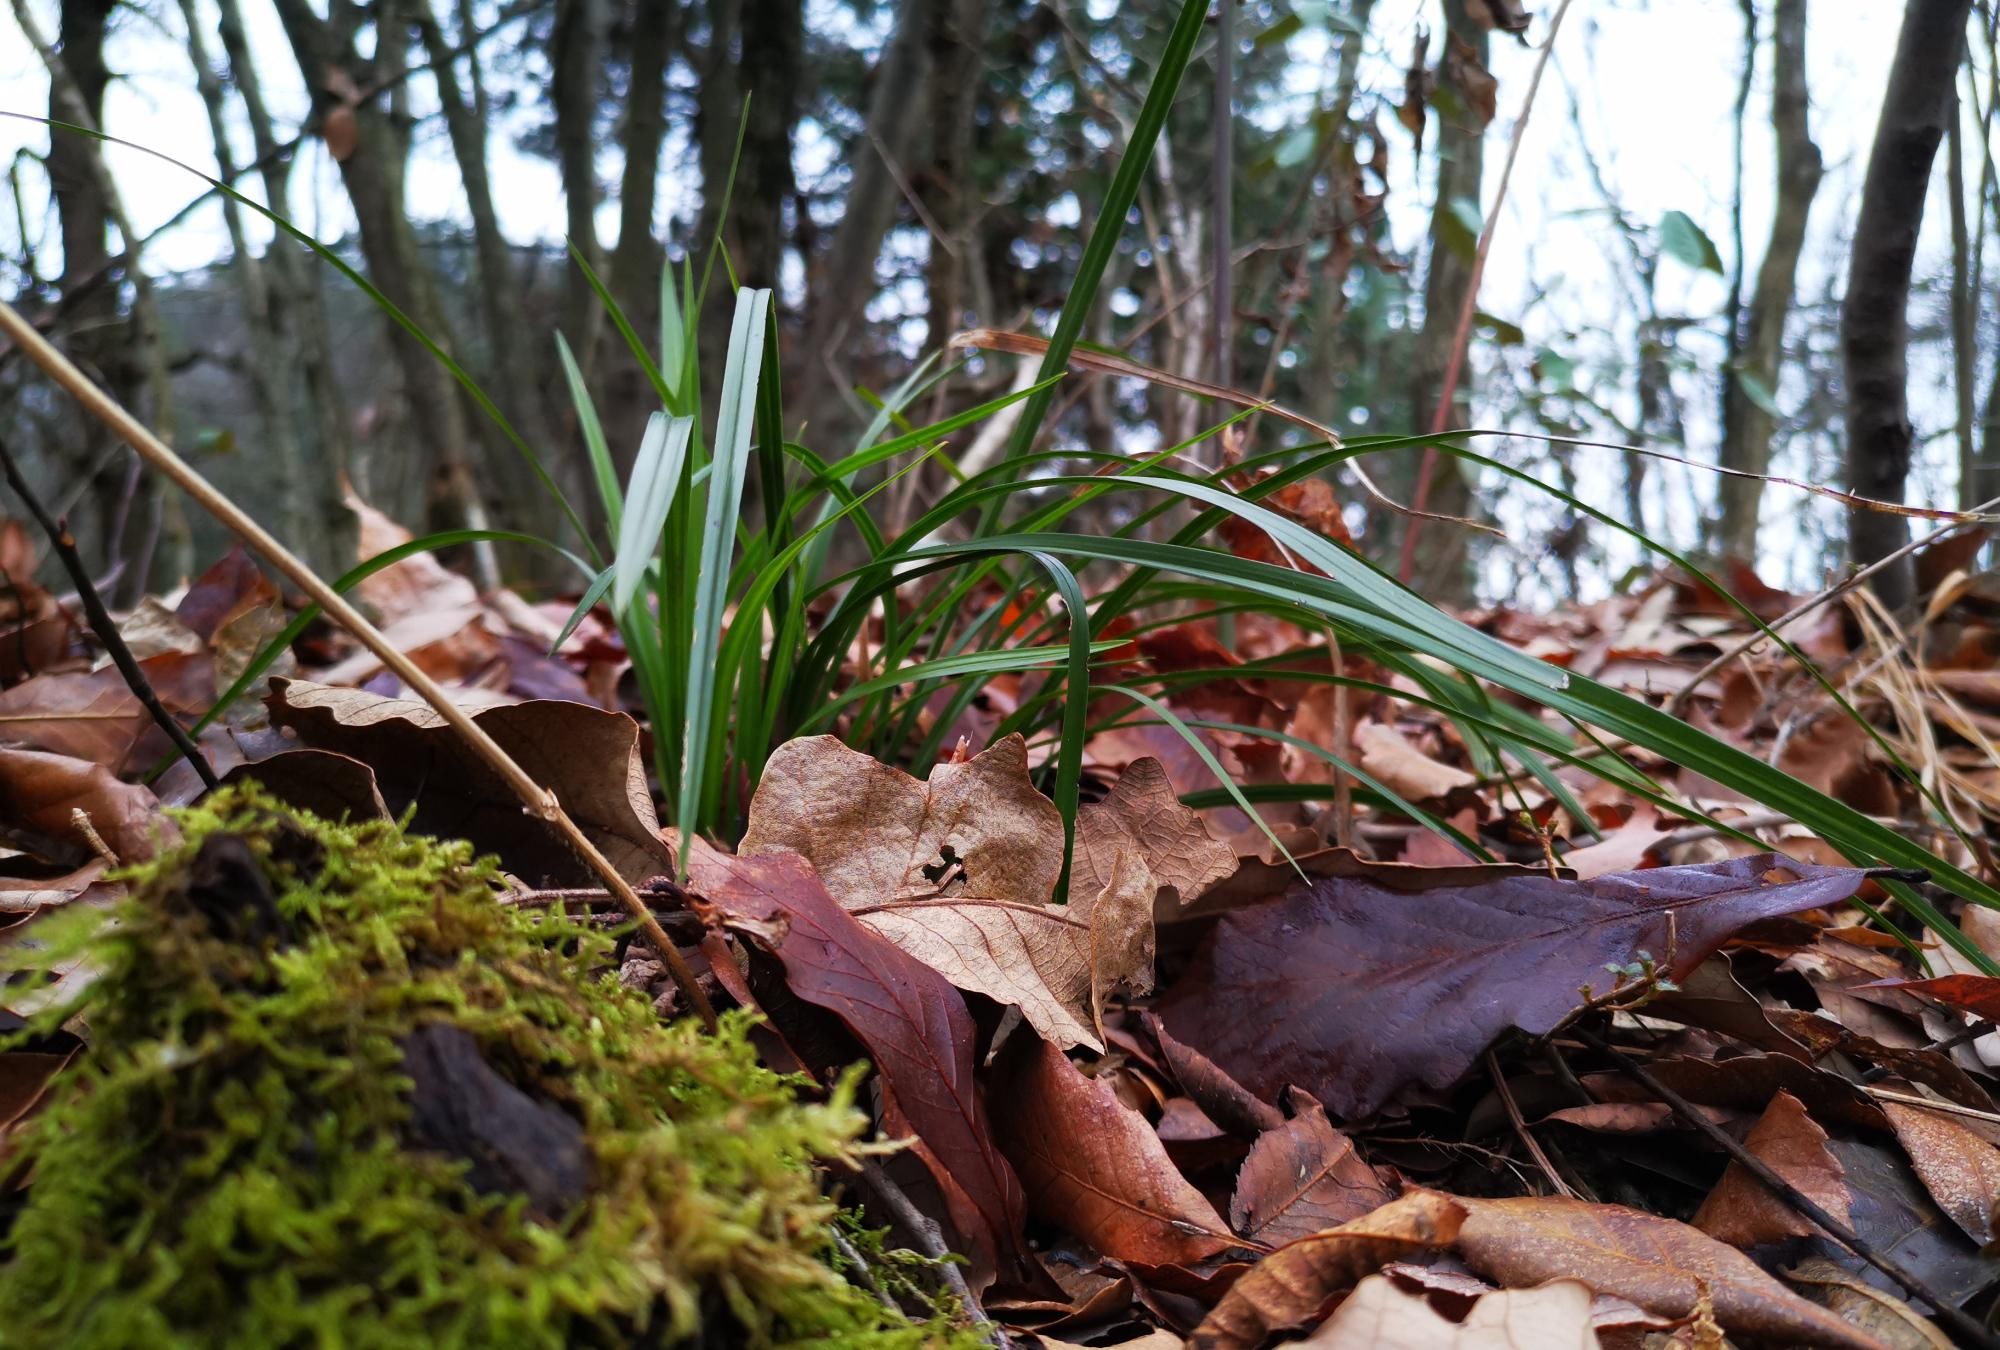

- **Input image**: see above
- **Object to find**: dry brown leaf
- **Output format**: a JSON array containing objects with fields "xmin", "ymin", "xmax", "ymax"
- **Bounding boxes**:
[
  {"xmin": 990, "ymin": 1032, "xmax": 1237, "ymax": 1267},
  {"xmin": 1880, "ymin": 1098, "xmax": 2000, "ymax": 1245},
  {"xmin": 744, "ymin": 736, "xmax": 1195, "ymax": 1050},
  {"xmin": 744, "ymin": 734, "xmax": 1062, "ymax": 906},
  {"xmin": 0, "ymin": 745, "xmax": 168, "ymax": 865},
  {"xmin": 1188, "ymin": 1190, "xmax": 1468, "ymax": 1349},
  {"xmin": 1354, "ymin": 720, "xmax": 1476, "ymax": 800},
  {"xmin": 0, "ymin": 651, "xmax": 212, "ymax": 770},
  {"xmin": 854, "ymin": 847, "xmax": 1154, "ymax": 1050},
  {"xmin": 1455, "ymin": 1195, "xmax": 1889, "ymax": 1350},
  {"xmin": 1230, "ymin": 1091, "xmax": 1395, "ymax": 1246},
  {"xmin": 1693, "ymin": 1089, "xmax": 1852, "ymax": 1248},
  {"xmin": 1302, "ymin": 1274, "xmax": 1599, "ymax": 1348},
  {"xmin": 1070, "ymin": 757, "xmax": 1235, "ymax": 906},
  {"xmin": 343, "ymin": 488, "xmax": 480, "ymax": 623},
  {"xmin": 266, "ymin": 678, "xmax": 670, "ymax": 884},
  {"xmin": 1784, "ymin": 1257, "xmax": 1956, "ymax": 1350}
]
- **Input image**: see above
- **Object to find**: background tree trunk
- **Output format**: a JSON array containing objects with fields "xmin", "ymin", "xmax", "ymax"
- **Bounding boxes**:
[
  {"xmin": 1717, "ymin": 0, "xmax": 1822, "ymax": 560},
  {"xmin": 216, "ymin": 0, "xmax": 352, "ymax": 547},
  {"xmin": 552, "ymin": 0, "xmax": 606, "ymax": 354},
  {"xmin": 795, "ymin": 0, "xmax": 934, "ymax": 443},
  {"xmin": 1404, "ymin": 0, "xmax": 1490, "ymax": 603},
  {"xmin": 271, "ymin": 0, "xmax": 500, "ymax": 589},
  {"xmin": 1842, "ymin": 0, "xmax": 1973, "ymax": 606}
]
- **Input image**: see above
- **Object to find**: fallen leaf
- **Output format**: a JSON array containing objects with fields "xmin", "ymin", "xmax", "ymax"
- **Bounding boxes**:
[
  {"xmin": 0, "ymin": 1046, "xmax": 77, "ymax": 1164},
  {"xmin": 1692, "ymin": 1089, "xmax": 1852, "ymax": 1247},
  {"xmin": 1354, "ymin": 720, "xmax": 1477, "ymax": 800},
  {"xmin": 1231, "ymin": 1091, "xmax": 1395, "ymax": 1246},
  {"xmin": 266, "ymin": 678, "xmax": 670, "ymax": 884},
  {"xmin": 1455, "ymin": 1195, "xmax": 1889, "ymax": 1350},
  {"xmin": 1784, "ymin": 1256, "xmax": 1956, "ymax": 1350},
  {"xmin": 1145, "ymin": 1012, "xmax": 1285, "ymax": 1138},
  {"xmin": 689, "ymin": 849, "xmax": 1031, "ymax": 1288},
  {"xmin": 0, "ymin": 651, "xmax": 212, "ymax": 770},
  {"xmin": 175, "ymin": 546, "xmax": 276, "ymax": 642},
  {"xmin": 220, "ymin": 749, "xmax": 389, "ymax": 824},
  {"xmin": 744, "ymin": 736, "xmax": 1186, "ymax": 1050},
  {"xmin": 1880, "ymin": 1098, "xmax": 2000, "ymax": 1245},
  {"xmin": 0, "ymin": 745, "xmax": 168, "ymax": 865},
  {"xmin": 1301, "ymin": 1273, "xmax": 1599, "ymax": 1347},
  {"xmin": 344, "ymin": 487, "xmax": 480, "ymax": 623},
  {"xmin": 1158, "ymin": 855, "xmax": 1878, "ymax": 1116},
  {"xmin": 743, "ymin": 734, "xmax": 1063, "ymax": 907},
  {"xmin": 1069, "ymin": 757, "xmax": 1236, "ymax": 907},
  {"xmin": 990, "ymin": 1032, "xmax": 1236, "ymax": 1267},
  {"xmin": 1188, "ymin": 1190, "xmax": 1467, "ymax": 1349},
  {"xmin": 1560, "ymin": 805, "xmax": 1669, "ymax": 879},
  {"xmin": 851, "ymin": 848, "xmax": 1154, "ymax": 1051},
  {"xmin": 1580, "ymin": 1053, "xmax": 1888, "ymax": 1132}
]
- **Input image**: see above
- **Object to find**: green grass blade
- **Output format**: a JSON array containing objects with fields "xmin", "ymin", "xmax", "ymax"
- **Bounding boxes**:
[
  {"xmin": 676, "ymin": 288, "xmax": 771, "ymax": 869},
  {"xmin": 614, "ymin": 412, "xmax": 695, "ymax": 614},
  {"xmin": 998, "ymin": 0, "xmax": 1211, "ymax": 464},
  {"xmin": 555, "ymin": 332, "xmax": 621, "ymax": 537}
]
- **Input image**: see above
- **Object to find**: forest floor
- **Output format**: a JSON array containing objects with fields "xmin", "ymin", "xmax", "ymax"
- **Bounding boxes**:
[{"xmin": 4, "ymin": 498, "xmax": 2000, "ymax": 1349}]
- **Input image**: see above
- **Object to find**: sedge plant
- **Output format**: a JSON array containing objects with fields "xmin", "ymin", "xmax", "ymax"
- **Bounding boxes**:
[{"xmin": 50, "ymin": 0, "xmax": 1998, "ymax": 972}]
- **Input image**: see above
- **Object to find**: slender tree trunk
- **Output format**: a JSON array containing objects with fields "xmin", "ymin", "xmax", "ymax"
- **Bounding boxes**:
[
  {"xmin": 552, "ymin": 0, "xmax": 606, "ymax": 353},
  {"xmin": 18, "ymin": 0, "xmax": 188, "ymax": 592},
  {"xmin": 1717, "ymin": 0, "xmax": 1822, "ymax": 560},
  {"xmin": 611, "ymin": 0, "xmax": 673, "ymax": 337},
  {"xmin": 216, "ymin": 0, "xmax": 352, "ymax": 542},
  {"xmin": 1843, "ymin": 0, "xmax": 1973, "ymax": 606},
  {"xmin": 177, "ymin": 0, "xmax": 314, "ymax": 562},
  {"xmin": 794, "ymin": 0, "xmax": 934, "ymax": 441},
  {"xmin": 1405, "ymin": 2, "xmax": 1490, "ymax": 603},
  {"xmin": 1949, "ymin": 75, "xmax": 1978, "ymax": 509},
  {"xmin": 270, "ymin": 0, "xmax": 501, "ymax": 589},
  {"xmin": 417, "ymin": 8, "xmax": 557, "ymax": 469}
]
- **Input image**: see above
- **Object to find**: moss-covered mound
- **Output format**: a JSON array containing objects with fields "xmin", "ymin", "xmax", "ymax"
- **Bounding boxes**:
[{"xmin": 0, "ymin": 786, "xmax": 962, "ymax": 1348}]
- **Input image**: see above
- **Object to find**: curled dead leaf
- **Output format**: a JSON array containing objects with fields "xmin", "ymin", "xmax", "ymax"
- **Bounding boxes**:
[
  {"xmin": 1188, "ymin": 1190, "xmax": 1467, "ymax": 1350},
  {"xmin": 990, "ymin": 1032, "xmax": 1237, "ymax": 1268},
  {"xmin": 1455, "ymin": 1195, "xmax": 1891, "ymax": 1350}
]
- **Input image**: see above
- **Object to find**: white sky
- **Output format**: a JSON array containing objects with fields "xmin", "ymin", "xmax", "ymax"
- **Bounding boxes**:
[{"xmin": 0, "ymin": 0, "xmax": 1988, "ymax": 595}]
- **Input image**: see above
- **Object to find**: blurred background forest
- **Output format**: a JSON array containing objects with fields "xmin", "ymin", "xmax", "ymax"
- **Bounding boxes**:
[{"xmin": 0, "ymin": 0, "xmax": 1996, "ymax": 609}]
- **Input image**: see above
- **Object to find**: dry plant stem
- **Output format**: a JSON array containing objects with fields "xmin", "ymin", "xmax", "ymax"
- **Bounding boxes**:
[
  {"xmin": 1397, "ymin": 0, "xmax": 1575, "ymax": 583},
  {"xmin": 0, "ymin": 299, "xmax": 719, "ymax": 1032},
  {"xmin": 1667, "ymin": 496, "xmax": 2000, "ymax": 719},
  {"xmin": 854, "ymin": 1160, "xmax": 1005, "ymax": 1347},
  {"xmin": 0, "ymin": 435, "xmax": 219, "ymax": 791},
  {"xmin": 1484, "ymin": 1049, "xmax": 1581, "ymax": 1200},
  {"xmin": 1576, "ymin": 1025, "xmax": 2000, "ymax": 1350},
  {"xmin": 1863, "ymin": 1085, "xmax": 2000, "ymax": 1126}
]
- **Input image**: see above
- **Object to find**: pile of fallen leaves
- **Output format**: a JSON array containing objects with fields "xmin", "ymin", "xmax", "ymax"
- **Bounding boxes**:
[{"xmin": 7, "ymin": 503, "xmax": 2000, "ymax": 1348}]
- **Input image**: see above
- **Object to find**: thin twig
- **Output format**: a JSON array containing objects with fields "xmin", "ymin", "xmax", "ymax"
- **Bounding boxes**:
[
  {"xmin": 1398, "ymin": 0, "xmax": 1575, "ymax": 583},
  {"xmin": 0, "ymin": 433, "xmax": 217, "ymax": 790},
  {"xmin": 1484, "ymin": 1049, "xmax": 1582, "ymax": 1200},
  {"xmin": 0, "ymin": 299, "xmax": 718, "ymax": 1032},
  {"xmin": 1864, "ymin": 1084, "xmax": 2000, "ymax": 1126},
  {"xmin": 1667, "ymin": 495, "xmax": 2000, "ymax": 718},
  {"xmin": 854, "ymin": 1161, "xmax": 1006, "ymax": 1348},
  {"xmin": 1577, "ymin": 1026, "xmax": 2000, "ymax": 1350}
]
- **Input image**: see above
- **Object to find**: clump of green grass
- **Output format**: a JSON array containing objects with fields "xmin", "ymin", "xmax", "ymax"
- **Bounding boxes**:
[{"xmin": 111, "ymin": 0, "xmax": 1997, "ymax": 972}]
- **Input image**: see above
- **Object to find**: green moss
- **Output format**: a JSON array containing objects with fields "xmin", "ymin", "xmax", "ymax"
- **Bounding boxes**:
[{"xmin": 0, "ymin": 786, "xmax": 975, "ymax": 1349}]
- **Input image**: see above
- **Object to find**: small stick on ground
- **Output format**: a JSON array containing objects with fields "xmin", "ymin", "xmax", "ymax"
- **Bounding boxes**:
[
  {"xmin": 855, "ymin": 1160, "xmax": 1007, "ymax": 1349},
  {"xmin": 1576, "ymin": 1024, "xmax": 2000, "ymax": 1350},
  {"xmin": 0, "ymin": 433, "xmax": 218, "ymax": 791},
  {"xmin": 1485, "ymin": 1049, "xmax": 1584, "ymax": 1201}
]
